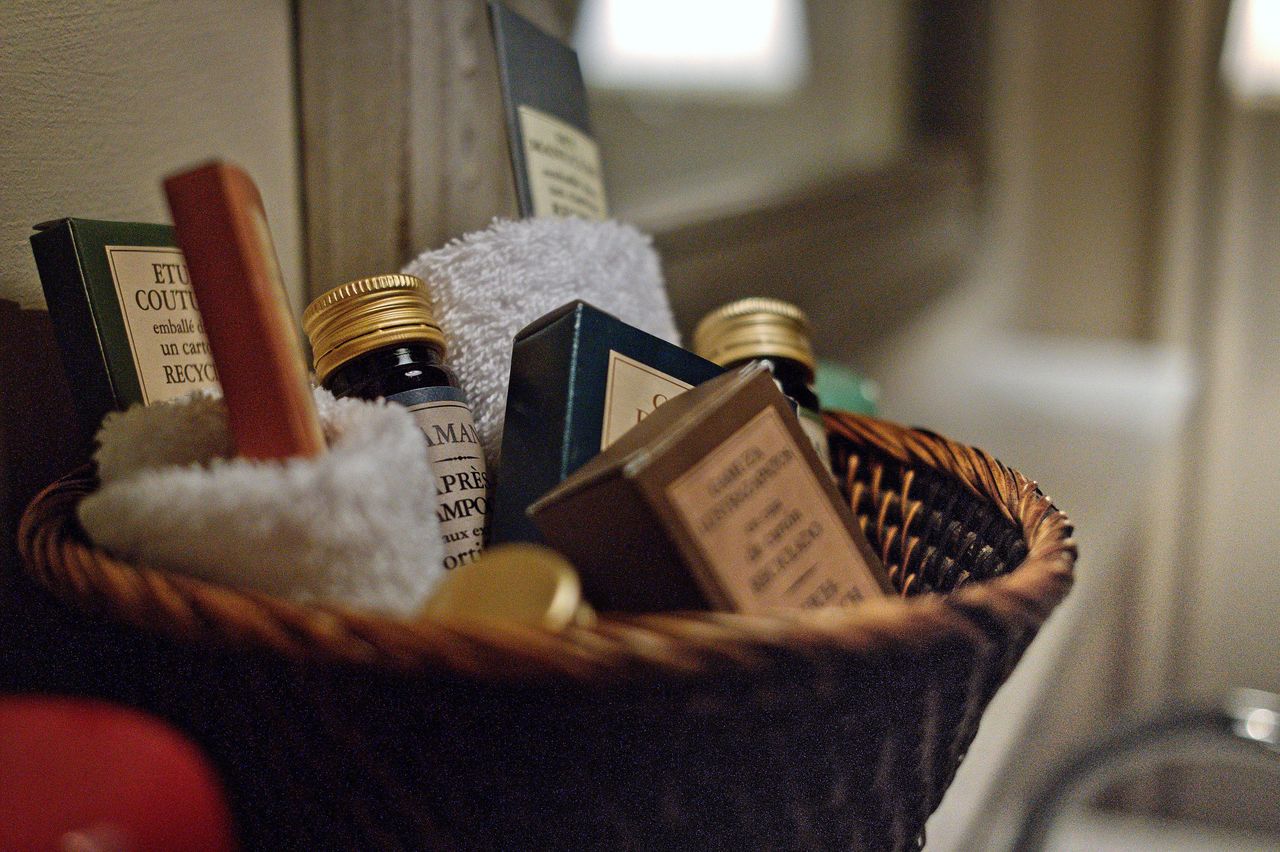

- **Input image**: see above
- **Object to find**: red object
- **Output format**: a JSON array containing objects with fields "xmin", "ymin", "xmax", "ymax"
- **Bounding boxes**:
[
  {"xmin": 0, "ymin": 696, "xmax": 236, "ymax": 851},
  {"xmin": 163, "ymin": 161, "xmax": 325, "ymax": 461}
]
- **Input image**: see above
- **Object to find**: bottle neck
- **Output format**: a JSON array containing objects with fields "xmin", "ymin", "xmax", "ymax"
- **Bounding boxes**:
[
  {"xmin": 728, "ymin": 355, "xmax": 820, "ymax": 411},
  {"xmin": 324, "ymin": 342, "xmax": 453, "ymax": 400}
]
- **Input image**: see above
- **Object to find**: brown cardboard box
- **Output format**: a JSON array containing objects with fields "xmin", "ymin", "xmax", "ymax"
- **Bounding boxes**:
[{"xmin": 530, "ymin": 364, "xmax": 890, "ymax": 613}]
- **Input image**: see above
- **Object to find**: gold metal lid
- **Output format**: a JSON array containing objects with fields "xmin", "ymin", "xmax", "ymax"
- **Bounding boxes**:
[
  {"xmin": 417, "ymin": 544, "xmax": 596, "ymax": 632},
  {"xmin": 692, "ymin": 297, "xmax": 816, "ymax": 378},
  {"xmin": 301, "ymin": 274, "xmax": 446, "ymax": 384}
]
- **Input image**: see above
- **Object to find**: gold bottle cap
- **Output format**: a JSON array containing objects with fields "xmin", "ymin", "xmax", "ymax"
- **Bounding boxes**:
[
  {"xmin": 692, "ymin": 297, "xmax": 816, "ymax": 379},
  {"xmin": 302, "ymin": 274, "xmax": 446, "ymax": 384},
  {"xmin": 417, "ymin": 544, "xmax": 596, "ymax": 632}
]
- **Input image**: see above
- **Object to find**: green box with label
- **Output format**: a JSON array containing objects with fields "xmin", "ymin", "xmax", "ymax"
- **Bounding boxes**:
[{"xmin": 31, "ymin": 218, "xmax": 217, "ymax": 441}]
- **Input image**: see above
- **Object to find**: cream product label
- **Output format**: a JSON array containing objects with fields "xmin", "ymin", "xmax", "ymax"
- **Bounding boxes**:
[
  {"xmin": 389, "ymin": 387, "xmax": 490, "ymax": 571},
  {"xmin": 798, "ymin": 407, "xmax": 834, "ymax": 476},
  {"xmin": 104, "ymin": 245, "xmax": 217, "ymax": 403},
  {"xmin": 600, "ymin": 350, "xmax": 694, "ymax": 450},
  {"xmin": 517, "ymin": 104, "xmax": 608, "ymax": 220},
  {"xmin": 665, "ymin": 407, "xmax": 884, "ymax": 610}
]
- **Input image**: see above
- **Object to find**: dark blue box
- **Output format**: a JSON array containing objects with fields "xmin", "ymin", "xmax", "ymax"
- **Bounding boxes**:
[{"xmin": 491, "ymin": 301, "xmax": 724, "ymax": 544}]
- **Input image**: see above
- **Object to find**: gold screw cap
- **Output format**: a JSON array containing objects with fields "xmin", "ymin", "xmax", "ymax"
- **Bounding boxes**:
[
  {"xmin": 417, "ymin": 544, "xmax": 596, "ymax": 632},
  {"xmin": 692, "ymin": 296, "xmax": 816, "ymax": 379},
  {"xmin": 302, "ymin": 274, "xmax": 445, "ymax": 384}
]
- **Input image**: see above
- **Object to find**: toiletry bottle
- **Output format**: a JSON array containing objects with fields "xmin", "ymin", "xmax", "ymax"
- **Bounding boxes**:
[
  {"xmin": 692, "ymin": 297, "xmax": 833, "ymax": 473},
  {"xmin": 303, "ymin": 274, "xmax": 489, "ymax": 570}
]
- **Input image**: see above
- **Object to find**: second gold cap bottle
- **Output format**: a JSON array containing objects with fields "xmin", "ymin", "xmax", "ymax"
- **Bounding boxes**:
[{"xmin": 693, "ymin": 297, "xmax": 832, "ymax": 474}]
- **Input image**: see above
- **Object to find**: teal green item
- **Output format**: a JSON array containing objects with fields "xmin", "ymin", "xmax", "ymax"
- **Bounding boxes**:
[{"xmin": 816, "ymin": 361, "xmax": 879, "ymax": 415}]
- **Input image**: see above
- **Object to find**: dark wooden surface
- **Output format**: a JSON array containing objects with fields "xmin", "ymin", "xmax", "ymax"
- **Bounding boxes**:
[{"xmin": 296, "ymin": 0, "xmax": 575, "ymax": 297}]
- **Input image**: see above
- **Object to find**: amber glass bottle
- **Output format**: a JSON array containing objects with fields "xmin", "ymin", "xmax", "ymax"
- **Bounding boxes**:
[
  {"xmin": 693, "ymin": 297, "xmax": 832, "ymax": 473},
  {"xmin": 302, "ymin": 274, "xmax": 488, "ymax": 571}
]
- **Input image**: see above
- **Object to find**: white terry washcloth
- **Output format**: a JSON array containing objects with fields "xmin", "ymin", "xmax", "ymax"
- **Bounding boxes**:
[
  {"xmin": 79, "ymin": 388, "xmax": 444, "ymax": 616},
  {"xmin": 402, "ymin": 217, "xmax": 679, "ymax": 466}
]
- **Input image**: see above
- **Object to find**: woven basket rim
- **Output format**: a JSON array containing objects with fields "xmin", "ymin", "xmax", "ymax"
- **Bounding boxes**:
[{"xmin": 16, "ymin": 411, "xmax": 1076, "ymax": 682}]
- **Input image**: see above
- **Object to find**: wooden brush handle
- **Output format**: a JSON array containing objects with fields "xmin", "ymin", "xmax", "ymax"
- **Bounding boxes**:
[{"xmin": 164, "ymin": 162, "xmax": 325, "ymax": 460}]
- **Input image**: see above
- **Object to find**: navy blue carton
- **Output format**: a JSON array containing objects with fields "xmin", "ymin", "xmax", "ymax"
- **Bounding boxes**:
[{"xmin": 491, "ymin": 301, "xmax": 724, "ymax": 544}]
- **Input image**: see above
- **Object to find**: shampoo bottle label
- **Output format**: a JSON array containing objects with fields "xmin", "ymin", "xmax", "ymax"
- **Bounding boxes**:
[
  {"xmin": 388, "ymin": 386, "xmax": 490, "ymax": 570},
  {"xmin": 797, "ymin": 407, "xmax": 834, "ymax": 475}
]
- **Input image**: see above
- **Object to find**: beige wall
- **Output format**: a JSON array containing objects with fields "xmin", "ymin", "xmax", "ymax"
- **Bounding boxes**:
[
  {"xmin": 874, "ymin": 0, "xmax": 1280, "ymax": 844},
  {"xmin": 1188, "ymin": 109, "xmax": 1280, "ymax": 702},
  {"xmin": 0, "ymin": 0, "xmax": 302, "ymax": 567},
  {"xmin": 1009, "ymin": 0, "xmax": 1162, "ymax": 340},
  {"xmin": 589, "ymin": 0, "xmax": 910, "ymax": 230}
]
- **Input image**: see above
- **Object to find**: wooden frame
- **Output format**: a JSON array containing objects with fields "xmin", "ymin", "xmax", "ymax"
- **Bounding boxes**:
[
  {"xmin": 297, "ymin": 0, "xmax": 573, "ymax": 295},
  {"xmin": 297, "ymin": 0, "xmax": 987, "ymax": 332}
]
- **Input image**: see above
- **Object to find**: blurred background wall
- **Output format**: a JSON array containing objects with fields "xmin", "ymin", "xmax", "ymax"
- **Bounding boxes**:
[{"xmin": 870, "ymin": 0, "xmax": 1280, "ymax": 846}]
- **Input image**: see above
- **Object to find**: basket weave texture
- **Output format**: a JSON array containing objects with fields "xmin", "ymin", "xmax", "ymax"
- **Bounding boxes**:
[{"xmin": 17, "ymin": 411, "xmax": 1075, "ymax": 851}]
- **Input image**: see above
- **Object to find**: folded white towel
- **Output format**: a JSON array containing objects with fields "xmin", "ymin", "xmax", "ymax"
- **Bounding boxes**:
[
  {"xmin": 402, "ymin": 218, "xmax": 679, "ymax": 466},
  {"xmin": 79, "ymin": 388, "xmax": 444, "ymax": 616}
]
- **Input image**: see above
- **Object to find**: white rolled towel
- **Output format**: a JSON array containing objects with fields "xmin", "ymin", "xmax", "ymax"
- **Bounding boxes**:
[
  {"xmin": 79, "ymin": 388, "xmax": 444, "ymax": 616},
  {"xmin": 402, "ymin": 217, "xmax": 679, "ymax": 467}
]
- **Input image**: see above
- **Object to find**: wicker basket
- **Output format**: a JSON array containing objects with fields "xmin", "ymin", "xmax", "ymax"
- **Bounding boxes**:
[{"xmin": 17, "ymin": 411, "xmax": 1074, "ymax": 851}]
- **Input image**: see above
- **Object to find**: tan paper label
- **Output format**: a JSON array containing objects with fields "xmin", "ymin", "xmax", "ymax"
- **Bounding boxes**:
[
  {"xmin": 398, "ymin": 392, "xmax": 490, "ymax": 572},
  {"xmin": 517, "ymin": 104, "xmax": 608, "ymax": 220},
  {"xmin": 666, "ymin": 407, "xmax": 883, "ymax": 611},
  {"xmin": 104, "ymin": 245, "xmax": 217, "ymax": 404},
  {"xmin": 600, "ymin": 351, "xmax": 693, "ymax": 449}
]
